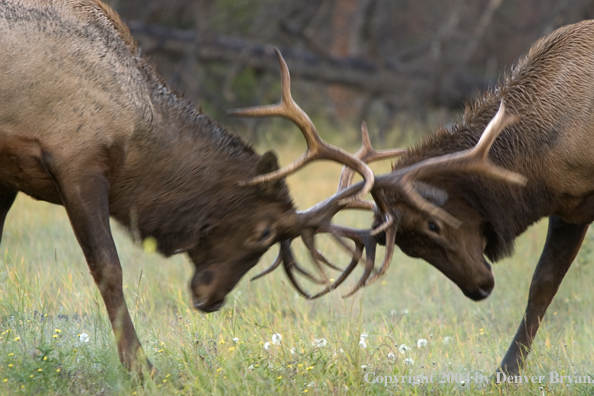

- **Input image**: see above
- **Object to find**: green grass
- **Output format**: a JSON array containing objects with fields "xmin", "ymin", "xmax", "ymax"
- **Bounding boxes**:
[{"xmin": 1, "ymin": 145, "xmax": 594, "ymax": 395}]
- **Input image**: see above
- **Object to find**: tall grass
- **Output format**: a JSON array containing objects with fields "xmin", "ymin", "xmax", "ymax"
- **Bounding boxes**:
[{"xmin": 0, "ymin": 143, "xmax": 593, "ymax": 395}]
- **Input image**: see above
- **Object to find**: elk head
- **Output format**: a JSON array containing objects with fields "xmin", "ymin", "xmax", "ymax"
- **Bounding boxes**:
[
  {"xmin": 185, "ymin": 151, "xmax": 297, "ymax": 312},
  {"xmin": 361, "ymin": 102, "xmax": 527, "ymax": 300}
]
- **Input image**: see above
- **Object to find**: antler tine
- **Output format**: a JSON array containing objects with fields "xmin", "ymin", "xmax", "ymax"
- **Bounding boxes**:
[
  {"xmin": 228, "ymin": 48, "xmax": 375, "ymax": 202},
  {"xmin": 280, "ymin": 241, "xmax": 315, "ymax": 299},
  {"xmin": 251, "ymin": 239, "xmax": 330, "ymax": 285},
  {"xmin": 474, "ymin": 101, "xmax": 519, "ymax": 162},
  {"xmin": 250, "ymin": 250, "xmax": 283, "ymax": 281},
  {"xmin": 279, "ymin": 240, "xmax": 330, "ymax": 300},
  {"xmin": 291, "ymin": 261, "xmax": 328, "ymax": 285},
  {"xmin": 357, "ymin": 220, "xmax": 397, "ymax": 287},
  {"xmin": 375, "ymin": 100, "xmax": 526, "ymax": 228},
  {"xmin": 308, "ymin": 230, "xmax": 364, "ymax": 299},
  {"xmin": 342, "ymin": 233, "xmax": 378, "ymax": 298},
  {"xmin": 310, "ymin": 246, "xmax": 344, "ymax": 272},
  {"xmin": 338, "ymin": 122, "xmax": 405, "ymax": 192},
  {"xmin": 369, "ymin": 189, "xmax": 397, "ymax": 238},
  {"xmin": 300, "ymin": 229, "xmax": 344, "ymax": 282}
]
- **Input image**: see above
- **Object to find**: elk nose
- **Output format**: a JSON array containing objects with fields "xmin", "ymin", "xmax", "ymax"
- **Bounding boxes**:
[
  {"xmin": 463, "ymin": 260, "xmax": 495, "ymax": 301},
  {"xmin": 193, "ymin": 298, "xmax": 225, "ymax": 313},
  {"xmin": 465, "ymin": 275, "xmax": 494, "ymax": 301},
  {"xmin": 464, "ymin": 286, "xmax": 492, "ymax": 301}
]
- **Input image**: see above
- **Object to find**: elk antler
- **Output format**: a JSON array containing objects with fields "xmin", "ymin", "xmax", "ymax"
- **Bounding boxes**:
[
  {"xmin": 336, "ymin": 121, "xmax": 404, "ymax": 233},
  {"xmin": 338, "ymin": 122, "xmax": 405, "ymax": 193},
  {"xmin": 228, "ymin": 48, "xmax": 375, "ymax": 202},
  {"xmin": 374, "ymin": 100, "xmax": 526, "ymax": 228}
]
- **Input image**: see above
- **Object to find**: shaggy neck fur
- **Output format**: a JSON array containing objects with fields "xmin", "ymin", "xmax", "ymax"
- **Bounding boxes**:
[{"xmin": 109, "ymin": 74, "xmax": 292, "ymax": 255}]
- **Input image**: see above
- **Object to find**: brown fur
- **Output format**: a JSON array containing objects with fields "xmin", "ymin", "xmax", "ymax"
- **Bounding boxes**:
[
  {"xmin": 0, "ymin": 0, "xmax": 296, "ymax": 372},
  {"xmin": 383, "ymin": 20, "xmax": 594, "ymax": 376}
]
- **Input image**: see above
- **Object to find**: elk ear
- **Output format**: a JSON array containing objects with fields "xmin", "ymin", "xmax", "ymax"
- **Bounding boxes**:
[
  {"xmin": 255, "ymin": 151, "xmax": 287, "ymax": 199},
  {"xmin": 413, "ymin": 181, "xmax": 448, "ymax": 206},
  {"xmin": 256, "ymin": 150, "xmax": 280, "ymax": 175}
]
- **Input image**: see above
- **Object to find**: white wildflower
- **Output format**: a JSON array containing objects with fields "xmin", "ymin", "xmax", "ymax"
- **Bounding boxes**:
[
  {"xmin": 333, "ymin": 348, "xmax": 344, "ymax": 355},
  {"xmin": 361, "ymin": 365, "xmax": 368, "ymax": 370},
  {"xmin": 248, "ymin": 365, "xmax": 254, "ymax": 370},
  {"xmin": 387, "ymin": 352, "xmax": 396, "ymax": 361},
  {"xmin": 443, "ymin": 336, "xmax": 453, "ymax": 345},
  {"xmin": 404, "ymin": 358, "xmax": 414, "ymax": 365},
  {"xmin": 232, "ymin": 337, "xmax": 240, "ymax": 343},
  {"xmin": 79, "ymin": 333, "xmax": 90, "ymax": 343},
  {"xmin": 290, "ymin": 348, "xmax": 296, "ymax": 354},
  {"xmin": 402, "ymin": 309, "xmax": 409, "ymax": 315},
  {"xmin": 391, "ymin": 309, "xmax": 397, "ymax": 316},
  {"xmin": 313, "ymin": 338, "xmax": 327, "ymax": 347},
  {"xmin": 417, "ymin": 338, "xmax": 428, "ymax": 348},
  {"xmin": 264, "ymin": 342, "xmax": 271, "ymax": 351},
  {"xmin": 307, "ymin": 381, "xmax": 316, "ymax": 388},
  {"xmin": 271, "ymin": 333, "xmax": 282, "ymax": 345},
  {"xmin": 359, "ymin": 333, "xmax": 368, "ymax": 348},
  {"xmin": 399, "ymin": 344, "xmax": 410, "ymax": 354}
]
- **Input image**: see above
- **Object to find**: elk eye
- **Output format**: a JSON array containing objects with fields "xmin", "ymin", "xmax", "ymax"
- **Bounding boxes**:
[
  {"xmin": 260, "ymin": 227, "xmax": 271, "ymax": 241},
  {"xmin": 428, "ymin": 221, "xmax": 440, "ymax": 234}
]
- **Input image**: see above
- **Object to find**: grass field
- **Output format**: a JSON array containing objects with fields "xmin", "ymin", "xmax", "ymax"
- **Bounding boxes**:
[{"xmin": 1, "ymin": 142, "xmax": 594, "ymax": 395}]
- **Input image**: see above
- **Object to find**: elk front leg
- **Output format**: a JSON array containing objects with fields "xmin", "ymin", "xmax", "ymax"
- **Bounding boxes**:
[
  {"xmin": 497, "ymin": 216, "xmax": 588, "ymax": 376},
  {"xmin": 0, "ymin": 188, "xmax": 17, "ymax": 242},
  {"xmin": 47, "ymin": 166, "xmax": 152, "ymax": 373}
]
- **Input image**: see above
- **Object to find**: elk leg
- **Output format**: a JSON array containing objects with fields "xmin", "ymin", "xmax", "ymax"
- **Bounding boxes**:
[
  {"xmin": 0, "ymin": 188, "xmax": 17, "ymax": 242},
  {"xmin": 45, "ymin": 166, "xmax": 152, "ymax": 374},
  {"xmin": 497, "ymin": 216, "xmax": 588, "ymax": 376}
]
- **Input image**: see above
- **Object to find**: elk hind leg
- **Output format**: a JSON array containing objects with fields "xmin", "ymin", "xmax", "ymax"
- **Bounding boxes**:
[{"xmin": 497, "ymin": 216, "xmax": 588, "ymax": 377}]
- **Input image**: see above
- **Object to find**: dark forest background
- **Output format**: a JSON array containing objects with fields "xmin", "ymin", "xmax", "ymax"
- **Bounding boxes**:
[{"xmin": 106, "ymin": 0, "xmax": 594, "ymax": 145}]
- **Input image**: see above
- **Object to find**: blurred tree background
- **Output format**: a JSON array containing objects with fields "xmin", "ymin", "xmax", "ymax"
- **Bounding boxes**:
[{"xmin": 106, "ymin": 0, "xmax": 594, "ymax": 146}]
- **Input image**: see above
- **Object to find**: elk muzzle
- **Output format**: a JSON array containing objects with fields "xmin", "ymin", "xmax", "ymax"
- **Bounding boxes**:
[
  {"xmin": 190, "ymin": 268, "xmax": 229, "ymax": 313},
  {"xmin": 459, "ymin": 258, "xmax": 495, "ymax": 301}
]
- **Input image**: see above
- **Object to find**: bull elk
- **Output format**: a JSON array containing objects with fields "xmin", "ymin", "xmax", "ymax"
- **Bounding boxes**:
[
  {"xmin": 332, "ymin": 20, "xmax": 594, "ymax": 376},
  {"xmin": 0, "ymin": 0, "xmax": 392, "ymax": 372},
  {"xmin": 249, "ymin": 20, "xmax": 594, "ymax": 377}
]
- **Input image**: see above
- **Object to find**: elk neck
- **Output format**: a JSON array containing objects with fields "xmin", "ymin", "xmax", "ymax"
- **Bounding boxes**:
[
  {"xmin": 393, "ymin": 95, "xmax": 574, "ymax": 262},
  {"xmin": 107, "ymin": 78, "xmax": 283, "ymax": 255}
]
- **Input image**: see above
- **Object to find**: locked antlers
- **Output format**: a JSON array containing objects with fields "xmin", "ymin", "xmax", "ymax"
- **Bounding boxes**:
[
  {"xmin": 231, "ymin": 48, "xmax": 525, "ymax": 299},
  {"xmin": 229, "ymin": 49, "xmax": 399, "ymax": 298}
]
